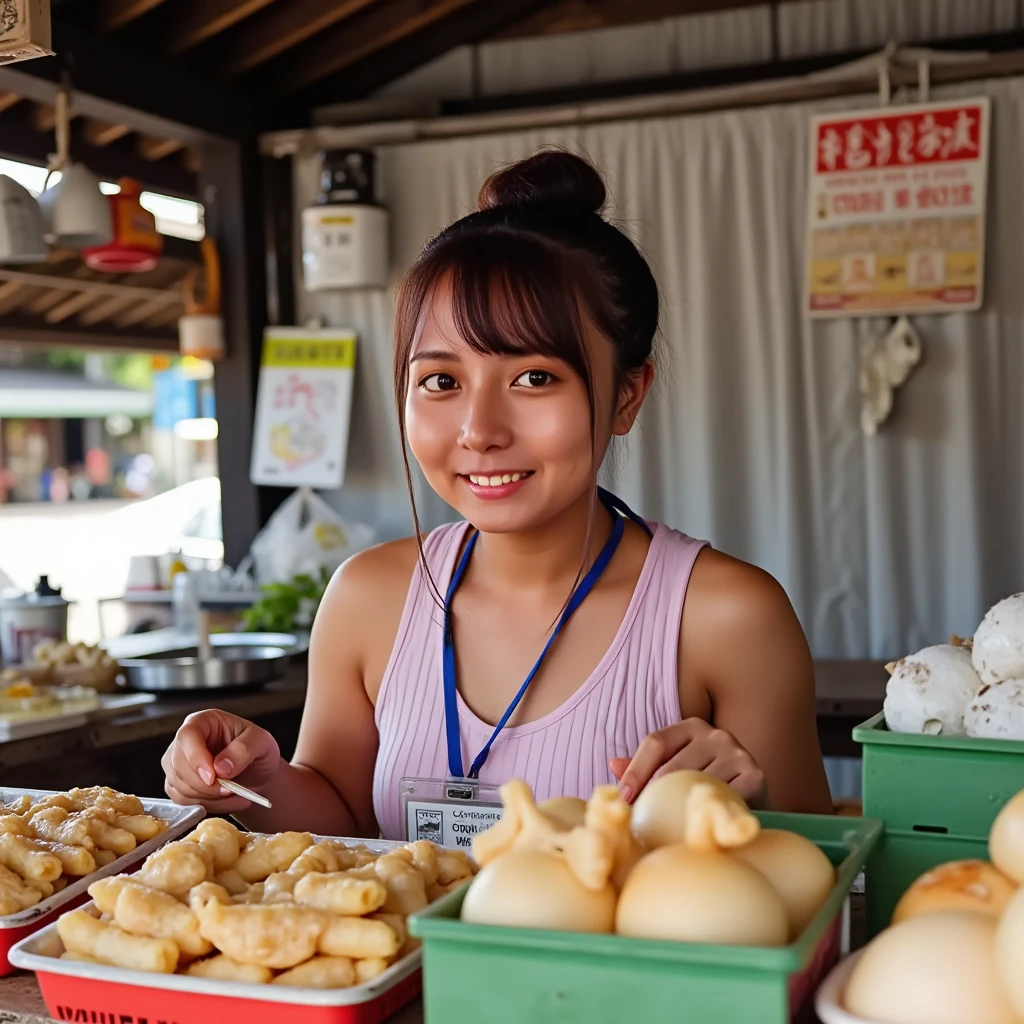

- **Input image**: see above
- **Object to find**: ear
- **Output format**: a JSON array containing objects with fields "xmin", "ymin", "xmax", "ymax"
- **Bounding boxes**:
[{"xmin": 612, "ymin": 361, "xmax": 655, "ymax": 436}]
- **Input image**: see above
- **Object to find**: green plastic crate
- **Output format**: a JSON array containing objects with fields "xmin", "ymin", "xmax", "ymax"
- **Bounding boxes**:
[
  {"xmin": 409, "ymin": 812, "xmax": 881, "ymax": 1024},
  {"xmin": 863, "ymin": 831, "xmax": 988, "ymax": 937},
  {"xmin": 854, "ymin": 711, "xmax": 1024, "ymax": 934}
]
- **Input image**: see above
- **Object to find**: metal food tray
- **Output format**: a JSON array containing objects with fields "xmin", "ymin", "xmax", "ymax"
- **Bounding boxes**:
[
  {"xmin": 119, "ymin": 644, "xmax": 291, "ymax": 692},
  {"xmin": 9, "ymin": 837, "xmax": 424, "ymax": 1024},
  {"xmin": 0, "ymin": 789, "xmax": 204, "ymax": 974}
]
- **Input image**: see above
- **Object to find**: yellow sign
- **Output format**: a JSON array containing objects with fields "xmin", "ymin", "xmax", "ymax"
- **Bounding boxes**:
[
  {"xmin": 250, "ymin": 328, "xmax": 358, "ymax": 489},
  {"xmin": 263, "ymin": 335, "xmax": 356, "ymax": 370}
]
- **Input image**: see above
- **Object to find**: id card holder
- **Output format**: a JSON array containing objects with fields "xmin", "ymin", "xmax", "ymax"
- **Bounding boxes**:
[{"xmin": 400, "ymin": 776, "xmax": 503, "ymax": 848}]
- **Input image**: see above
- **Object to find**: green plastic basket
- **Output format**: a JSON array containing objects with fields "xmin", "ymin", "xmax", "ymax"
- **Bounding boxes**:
[
  {"xmin": 409, "ymin": 812, "xmax": 880, "ymax": 1024},
  {"xmin": 854, "ymin": 711, "xmax": 1024, "ymax": 935}
]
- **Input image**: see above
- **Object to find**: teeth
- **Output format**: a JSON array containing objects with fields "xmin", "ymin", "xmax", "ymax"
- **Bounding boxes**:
[{"xmin": 469, "ymin": 472, "xmax": 526, "ymax": 487}]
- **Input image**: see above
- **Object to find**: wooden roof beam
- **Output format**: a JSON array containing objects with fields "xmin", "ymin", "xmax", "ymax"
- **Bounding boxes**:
[
  {"xmin": 0, "ymin": 280, "xmax": 25, "ymax": 314},
  {"xmin": 0, "ymin": 314, "xmax": 179, "ymax": 351},
  {"xmin": 0, "ymin": 21, "xmax": 255, "ymax": 142},
  {"xmin": 78, "ymin": 294, "xmax": 143, "ymax": 326},
  {"xmin": 98, "ymin": 0, "xmax": 170, "ymax": 31},
  {"xmin": 167, "ymin": 0, "xmax": 281, "ymax": 53},
  {"xmin": 32, "ymin": 102, "xmax": 81, "ymax": 133},
  {"xmin": 116, "ymin": 294, "xmax": 180, "ymax": 328},
  {"xmin": 84, "ymin": 120, "xmax": 132, "ymax": 147},
  {"xmin": 273, "ymin": 0, "xmax": 480, "ymax": 94},
  {"xmin": 0, "ymin": 112, "xmax": 198, "ymax": 198},
  {"xmin": 46, "ymin": 292, "xmax": 107, "ymax": 325},
  {"xmin": 138, "ymin": 135, "xmax": 184, "ymax": 161},
  {"xmin": 498, "ymin": 0, "xmax": 773, "ymax": 38},
  {"xmin": 280, "ymin": 0, "xmax": 554, "ymax": 102},
  {"xmin": 222, "ymin": 0, "xmax": 378, "ymax": 76},
  {"xmin": 0, "ymin": 92, "xmax": 21, "ymax": 115}
]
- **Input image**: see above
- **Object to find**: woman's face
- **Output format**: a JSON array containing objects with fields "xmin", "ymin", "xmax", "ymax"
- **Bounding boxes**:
[{"xmin": 405, "ymin": 280, "xmax": 650, "ymax": 534}]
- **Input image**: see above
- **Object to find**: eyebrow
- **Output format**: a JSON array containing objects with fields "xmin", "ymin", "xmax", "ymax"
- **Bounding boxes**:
[{"xmin": 409, "ymin": 349, "xmax": 460, "ymax": 363}]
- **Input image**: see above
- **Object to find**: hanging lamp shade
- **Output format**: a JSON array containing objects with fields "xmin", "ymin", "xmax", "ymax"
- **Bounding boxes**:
[
  {"xmin": 36, "ymin": 87, "xmax": 112, "ymax": 250},
  {"xmin": 83, "ymin": 177, "xmax": 162, "ymax": 272},
  {"xmin": 37, "ymin": 162, "xmax": 113, "ymax": 249},
  {"xmin": 0, "ymin": 174, "xmax": 48, "ymax": 263}
]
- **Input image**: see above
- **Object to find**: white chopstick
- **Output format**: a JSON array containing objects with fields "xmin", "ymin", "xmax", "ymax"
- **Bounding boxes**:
[{"xmin": 217, "ymin": 777, "xmax": 272, "ymax": 808}]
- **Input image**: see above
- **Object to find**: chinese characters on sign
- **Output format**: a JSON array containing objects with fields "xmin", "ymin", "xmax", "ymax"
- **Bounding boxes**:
[
  {"xmin": 250, "ymin": 328, "xmax": 357, "ymax": 489},
  {"xmin": 806, "ymin": 99, "xmax": 990, "ymax": 317}
]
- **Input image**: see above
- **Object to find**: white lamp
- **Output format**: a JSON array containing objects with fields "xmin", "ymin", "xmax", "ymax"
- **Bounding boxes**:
[
  {"xmin": 0, "ymin": 174, "xmax": 48, "ymax": 263},
  {"xmin": 36, "ymin": 87, "xmax": 112, "ymax": 250},
  {"xmin": 37, "ymin": 162, "xmax": 113, "ymax": 249}
]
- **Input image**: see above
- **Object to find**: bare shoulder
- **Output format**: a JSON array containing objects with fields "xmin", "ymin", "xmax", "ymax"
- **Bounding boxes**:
[
  {"xmin": 311, "ymin": 536, "xmax": 425, "ymax": 700},
  {"xmin": 680, "ymin": 547, "xmax": 811, "ymax": 693},
  {"xmin": 334, "ymin": 536, "xmax": 423, "ymax": 590},
  {"xmin": 684, "ymin": 547, "xmax": 799, "ymax": 635}
]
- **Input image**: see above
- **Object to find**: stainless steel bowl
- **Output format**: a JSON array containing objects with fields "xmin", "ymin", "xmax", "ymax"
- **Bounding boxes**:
[{"xmin": 119, "ymin": 645, "xmax": 290, "ymax": 692}]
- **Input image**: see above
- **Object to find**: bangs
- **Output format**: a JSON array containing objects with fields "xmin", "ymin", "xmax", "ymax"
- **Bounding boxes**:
[{"xmin": 414, "ymin": 230, "xmax": 592, "ymax": 381}]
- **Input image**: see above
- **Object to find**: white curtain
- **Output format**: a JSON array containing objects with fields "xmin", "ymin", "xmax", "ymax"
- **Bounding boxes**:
[{"xmin": 297, "ymin": 75, "xmax": 1024, "ymax": 661}]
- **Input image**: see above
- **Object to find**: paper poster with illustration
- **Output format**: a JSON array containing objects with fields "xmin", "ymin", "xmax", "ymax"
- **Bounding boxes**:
[
  {"xmin": 806, "ymin": 98, "xmax": 990, "ymax": 317},
  {"xmin": 250, "ymin": 327, "xmax": 357, "ymax": 489}
]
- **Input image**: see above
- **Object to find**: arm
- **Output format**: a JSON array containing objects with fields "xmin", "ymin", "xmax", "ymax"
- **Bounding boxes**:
[
  {"xmin": 236, "ymin": 545, "xmax": 410, "ymax": 837},
  {"xmin": 680, "ymin": 550, "xmax": 833, "ymax": 814},
  {"xmin": 612, "ymin": 550, "xmax": 833, "ymax": 814},
  {"xmin": 166, "ymin": 542, "xmax": 415, "ymax": 838}
]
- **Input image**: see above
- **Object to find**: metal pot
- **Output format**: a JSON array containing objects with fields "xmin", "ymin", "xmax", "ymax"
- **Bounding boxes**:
[
  {"xmin": 0, "ymin": 578, "xmax": 69, "ymax": 666},
  {"xmin": 120, "ymin": 644, "xmax": 290, "ymax": 692}
]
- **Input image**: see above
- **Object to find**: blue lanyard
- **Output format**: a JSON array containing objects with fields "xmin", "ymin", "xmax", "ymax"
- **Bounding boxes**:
[{"xmin": 442, "ymin": 488, "xmax": 652, "ymax": 779}]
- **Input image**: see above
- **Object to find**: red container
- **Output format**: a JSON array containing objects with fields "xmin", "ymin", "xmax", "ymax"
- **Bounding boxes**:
[
  {"xmin": 10, "ymin": 838, "xmax": 424, "ymax": 1023},
  {"xmin": 0, "ymin": 788, "xmax": 204, "ymax": 975},
  {"xmin": 24, "ymin": 940, "xmax": 421, "ymax": 1024}
]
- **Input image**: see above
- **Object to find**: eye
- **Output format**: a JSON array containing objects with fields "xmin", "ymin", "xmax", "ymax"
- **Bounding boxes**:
[
  {"xmin": 420, "ymin": 373, "xmax": 459, "ymax": 393},
  {"xmin": 514, "ymin": 370, "xmax": 555, "ymax": 389}
]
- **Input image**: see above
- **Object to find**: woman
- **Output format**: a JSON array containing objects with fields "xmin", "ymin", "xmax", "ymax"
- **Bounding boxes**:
[{"xmin": 162, "ymin": 151, "xmax": 833, "ymax": 839}]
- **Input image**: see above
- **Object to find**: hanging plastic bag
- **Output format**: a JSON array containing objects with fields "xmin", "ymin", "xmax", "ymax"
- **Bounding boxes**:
[{"xmin": 247, "ymin": 486, "xmax": 375, "ymax": 586}]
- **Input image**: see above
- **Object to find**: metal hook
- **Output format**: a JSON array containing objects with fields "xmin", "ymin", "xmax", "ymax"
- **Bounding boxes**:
[{"xmin": 918, "ymin": 58, "xmax": 931, "ymax": 103}]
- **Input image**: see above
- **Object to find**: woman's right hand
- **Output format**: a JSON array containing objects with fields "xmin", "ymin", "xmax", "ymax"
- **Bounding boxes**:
[{"xmin": 161, "ymin": 710, "xmax": 282, "ymax": 813}]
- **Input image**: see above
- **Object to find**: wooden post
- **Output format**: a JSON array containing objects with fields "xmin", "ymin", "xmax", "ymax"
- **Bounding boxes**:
[{"xmin": 199, "ymin": 138, "xmax": 267, "ymax": 569}]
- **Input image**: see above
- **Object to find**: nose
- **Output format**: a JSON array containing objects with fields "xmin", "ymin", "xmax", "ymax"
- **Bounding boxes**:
[{"xmin": 458, "ymin": 390, "xmax": 512, "ymax": 452}]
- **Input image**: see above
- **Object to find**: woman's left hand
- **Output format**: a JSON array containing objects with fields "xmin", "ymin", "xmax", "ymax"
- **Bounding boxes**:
[{"xmin": 609, "ymin": 718, "xmax": 767, "ymax": 808}]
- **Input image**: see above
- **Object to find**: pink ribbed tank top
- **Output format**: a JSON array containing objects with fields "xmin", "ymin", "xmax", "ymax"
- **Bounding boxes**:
[{"xmin": 372, "ymin": 519, "xmax": 708, "ymax": 840}]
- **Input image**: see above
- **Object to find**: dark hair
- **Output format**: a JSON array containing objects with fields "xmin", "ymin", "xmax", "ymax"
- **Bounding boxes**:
[{"xmin": 393, "ymin": 150, "xmax": 659, "ymax": 582}]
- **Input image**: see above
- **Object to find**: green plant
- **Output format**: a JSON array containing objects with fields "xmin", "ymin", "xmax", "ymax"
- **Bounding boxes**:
[{"xmin": 241, "ymin": 568, "xmax": 331, "ymax": 634}]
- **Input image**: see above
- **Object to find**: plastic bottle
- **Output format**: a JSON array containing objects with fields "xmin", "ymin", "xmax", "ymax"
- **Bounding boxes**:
[{"xmin": 172, "ymin": 571, "xmax": 199, "ymax": 635}]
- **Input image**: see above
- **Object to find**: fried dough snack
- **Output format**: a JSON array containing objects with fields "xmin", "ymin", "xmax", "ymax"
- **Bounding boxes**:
[
  {"xmin": 0, "ymin": 863, "xmax": 45, "ymax": 915},
  {"xmin": 56, "ymin": 828, "xmax": 480, "ymax": 989},
  {"xmin": 471, "ymin": 778, "xmax": 637, "ymax": 893},
  {"xmin": 0, "ymin": 786, "xmax": 169, "ymax": 917},
  {"xmin": 58, "ymin": 908, "xmax": 179, "ymax": 974},
  {"xmin": 138, "ymin": 841, "xmax": 210, "ymax": 897},
  {"xmin": 89, "ymin": 875, "xmax": 211, "ymax": 957}
]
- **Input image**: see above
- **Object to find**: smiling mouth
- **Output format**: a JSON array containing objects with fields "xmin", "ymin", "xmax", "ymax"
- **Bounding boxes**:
[{"xmin": 463, "ymin": 471, "xmax": 534, "ymax": 488}]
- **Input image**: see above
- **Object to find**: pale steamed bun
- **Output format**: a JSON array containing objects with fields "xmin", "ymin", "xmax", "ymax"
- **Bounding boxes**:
[
  {"xmin": 845, "ymin": 911, "xmax": 1017, "ymax": 1024},
  {"xmin": 630, "ymin": 770, "xmax": 747, "ymax": 850}
]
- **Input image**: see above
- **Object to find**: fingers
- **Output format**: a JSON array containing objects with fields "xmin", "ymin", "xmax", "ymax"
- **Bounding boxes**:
[
  {"xmin": 616, "ymin": 721, "xmax": 765, "ymax": 807},
  {"xmin": 176, "ymin": 720, "xmax": 220, "ymax": 787},
  {"xmin": 617, "ymin": 722, "xmax": 705, "ymax": 803},
  {"xmin": 162, "ymin": 712, "xmax": 267, "ymax": 812},
  {"xmin": 211, "ymin": 724, "xmax": 271, "ymax": 780},
  {"xmin": 163, "ymin": 778, "xmax": 250, "ymax": 815}
]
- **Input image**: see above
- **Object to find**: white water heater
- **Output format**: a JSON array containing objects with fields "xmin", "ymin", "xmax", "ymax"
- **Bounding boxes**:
[{"xmin": 302, "ymin": 149, "xmax": 389, "ymax": 291}]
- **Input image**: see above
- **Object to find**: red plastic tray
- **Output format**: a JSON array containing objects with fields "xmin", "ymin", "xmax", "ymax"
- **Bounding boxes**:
[
  {"xmin": 34, "ymin": 962, "xmax": 421, "ymax": 1024},
  {"xmin": 0, "ymin": 788, "xmax": 204, "ymax": 976},
  {"xmin": 10, "ymin": 838, "xmax": 424, "ymax": 1023}
]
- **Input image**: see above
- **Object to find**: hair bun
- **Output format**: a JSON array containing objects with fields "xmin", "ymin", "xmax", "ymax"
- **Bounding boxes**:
[{"xmin": 478, "ymin": 150, "xmax": 606, "ymax": 214}]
